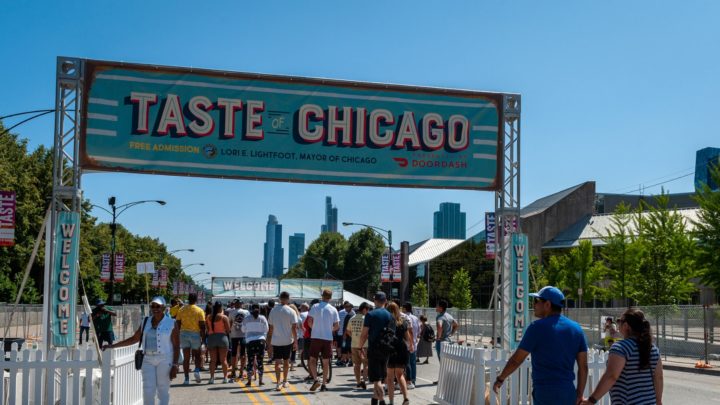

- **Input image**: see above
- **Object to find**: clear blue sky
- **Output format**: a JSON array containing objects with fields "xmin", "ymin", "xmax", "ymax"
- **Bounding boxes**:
[{"xmin": 2, "ymin": 1, "xmax": 718, "ymax": 284}]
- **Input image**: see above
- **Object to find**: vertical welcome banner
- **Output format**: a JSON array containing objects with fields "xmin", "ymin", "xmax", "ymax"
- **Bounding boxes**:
[
  {"xmin": 0, "ymin": 191, "xmax": 16, "ymax": 246},
  {"xmin": 509, "ymin": 234, "xmax": 529, "ymax": 350},
  {"xmin": 52, "ymin": 212, "xmax": 80, "ymax": 347}
]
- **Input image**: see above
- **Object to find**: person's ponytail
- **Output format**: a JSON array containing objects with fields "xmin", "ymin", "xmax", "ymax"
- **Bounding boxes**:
[
  {"xmin": 623, "ymin": 309, "xmax": 653, "ymax": 369},
  {"xmin": 637, "ymin": 318, "xmax": 652, "ymax": 369}
]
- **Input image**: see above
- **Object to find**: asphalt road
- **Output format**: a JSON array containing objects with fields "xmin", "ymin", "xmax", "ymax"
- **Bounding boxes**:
[{"xmin": 167, "ymin": 357, "xmax": 720, "ymax": 404}]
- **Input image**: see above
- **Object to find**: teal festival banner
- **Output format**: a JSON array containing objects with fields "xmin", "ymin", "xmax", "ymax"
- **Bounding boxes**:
[
  {"xmin": 81, "ymin": 60, "xmax": 502, "ymax": 190},
  {"xmin": 509, "ymin": 233, "xmax": 529, "ymax": 350},
  {"xmin": 52, "ymin": 212, "xmax": 80, "ymax": 347},
  {"xmin": 211, "ymin": 277, "xmax": 278, "ymax": 298}
]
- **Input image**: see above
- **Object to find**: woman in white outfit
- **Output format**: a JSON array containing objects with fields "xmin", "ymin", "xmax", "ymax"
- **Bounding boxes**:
[{"xmin": 108, "ymin": 296, "xmax": 180, "ymax": 405}]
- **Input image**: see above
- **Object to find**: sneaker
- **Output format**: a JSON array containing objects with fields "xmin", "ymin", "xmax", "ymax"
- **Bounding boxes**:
[
  {"xmin": 320, "ymin": 384, "xmax": 328, "ymax": 392},
  {"xmin": 402, "ymin": 399, "xmax": 410, "ymax": 405},
  {"xmin": 275, "ymin": 383, "xmax": 282, "ymax": 391},
  {"xmin": 335, "ymin": 360, "xmax": 344, "ymax": 366},
  {"xmin": 360, "ymin": 380, "xmax": 367, "ymax": 390},
  {"xmin": 282, "ymin": 381, "xmax": 290, "ymax": 389},
  {"xmin": 407, "ymin": 383, "xmax": 415, "ymax": 390},
  {"xmin": 183, "ymin": 377, "xmax": 190, "ymax": 386},
  {"xmin": 222, "ymin": 378, "xmax": 228, "ymax": 384},
  {"xmin": 193, "ymin": 369, "xmax": 202, "ymax": 383},
  {"xmin": 208, "ymin": 379, "xmax": 214, "ymax": 384},
  {"xmin": 309, "ymin": 379, "xmax": 321, "ymax": 391}
]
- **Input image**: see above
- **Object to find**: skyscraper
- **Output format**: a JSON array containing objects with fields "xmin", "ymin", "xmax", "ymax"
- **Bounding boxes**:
[
  {"xmin": 695, "ymin": 147, "xmax": 720, "ymax": 192},
  {"xmin": 262, "ymin": 215, "xmax": 284, "ymax": 278},
  {"xmin": 320, "ymin": 196, "xmax": 338, "ymax": 233},
  {"xmin": 288, "ymin": 233, "xmax": 306, "ymax": 269},
  {"xmin": 433, "ymin": 202, "xmax": 466, "ymax": 239}
]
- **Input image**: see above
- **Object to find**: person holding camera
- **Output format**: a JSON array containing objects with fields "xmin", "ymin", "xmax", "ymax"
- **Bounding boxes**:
[{"xmin": 106, "ymin": 296, "xmax": 180, "ymax": 405}]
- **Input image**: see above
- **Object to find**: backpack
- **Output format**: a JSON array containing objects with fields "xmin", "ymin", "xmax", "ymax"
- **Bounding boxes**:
[
  {"xmin": 375, "ymin": 319, "xmax": 400, "ymax": 356},
  {"xmin": 422, "ymin": 324, "xmax": 435, "ymax": 342}
]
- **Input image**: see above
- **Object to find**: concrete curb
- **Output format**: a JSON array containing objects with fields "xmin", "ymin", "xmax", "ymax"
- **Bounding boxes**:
[{"xmin": 663, "ymin": 363, "xmax": 720, "ymax": 376}]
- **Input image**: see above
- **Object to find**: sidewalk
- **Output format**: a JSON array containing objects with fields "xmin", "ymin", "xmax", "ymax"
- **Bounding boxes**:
[{"xmin": 662, "ymin": 354, "xmax": 720, "ymax": 376}]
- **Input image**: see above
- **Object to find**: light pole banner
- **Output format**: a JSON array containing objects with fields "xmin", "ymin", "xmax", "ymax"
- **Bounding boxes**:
[
  {"xmin": 80, "ymin": 60, "xmax": 502, "ymax": 190},
  {"xmin": 52, "ymin": 212, "xmax": 80, "ymax": 347},
  {"xmin": 0, "ymin": 191, "xmax": 16, "ymax": 246},
  {"xmin": 159, "ymin": 267, "xmax": 168, "ymax": 288},
  {"xmin": 485, "ymin": 212, "xmax": 496, "ymax": 259},
  {"xmin": 381, "ymin": 253, "xmax": 401, "ymax": 282},
  {"xmin": 100, "ymin": 253, "xmax": 111, "ymax": 282},
  {"xmin": 212, "ymin": 277, "xmax": 279, "ymax": 298},
  {"xmin": 509, "ymin": 233, "xmax": 529, "ymax": 350},
  {"xmin": 114, "ymin": 253, "xmax": 125, "ymax": 282},
  {"xmin": 279, "ymin": 279, "xmax": 344, "ymax": 301}
]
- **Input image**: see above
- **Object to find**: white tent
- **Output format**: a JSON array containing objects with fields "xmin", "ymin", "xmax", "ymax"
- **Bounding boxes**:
[{"xmin": 343, "ymin": 290, "xmax": 373, "ymax": 308}]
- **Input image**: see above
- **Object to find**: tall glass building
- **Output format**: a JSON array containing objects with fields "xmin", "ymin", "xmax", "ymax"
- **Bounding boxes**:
[
  {"xmin": 695, "ymin": 147, "xmax": 720, "ymax": 191},
  {"xmin": 288, "ymin": 233, "xmax": 305, "ymax": 269},
  {"xmin": 320, "ymin": 196, "xmax": 338, "ymax": 233},
  {"xmin": 433, "ymin": 202, "xmax": 466, "ymax": 239},
  {"xmin": 262, "ymin": 215, "xmax": 284, "ymax": 278}
]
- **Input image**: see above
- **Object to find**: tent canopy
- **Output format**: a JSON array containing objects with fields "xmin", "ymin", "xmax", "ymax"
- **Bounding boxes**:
[{"xmin": 343, "ymin": 290, "xmax": 373, "ymax": 308}]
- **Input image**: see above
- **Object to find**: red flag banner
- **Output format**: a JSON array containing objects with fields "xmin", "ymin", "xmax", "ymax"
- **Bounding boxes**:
[
  {"xmin": 0, "ymin": 191, "xmax": 16, "ymax": 247},
  {"xmin": 100, "ymin": 253, "xmax": 111, "ymax": 282}
]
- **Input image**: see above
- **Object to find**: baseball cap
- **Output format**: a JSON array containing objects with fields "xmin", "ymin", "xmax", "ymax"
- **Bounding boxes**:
[
  {"xmin": 529, "ymin": 286, "xmax": 565, "ymax": 307},
  {"xmin": 373, "ymin": 291, "xmax": 387, "ymax": 302},
  {"xmin": 96, "ymin": 299, "xmax": 106, "ymax": 306},
  {"xmin": 150, "ymin": 296, "xmax": 167, "ymax": 306}
]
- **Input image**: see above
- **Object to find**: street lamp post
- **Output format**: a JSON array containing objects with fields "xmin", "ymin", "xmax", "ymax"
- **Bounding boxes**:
[
  {"xmin": 342, "ymin": 222, "xmax": 393, "ymax": 294},
  {"xmin": 91, "ymin": 196, "xmax": 166, "ymax": 305}
]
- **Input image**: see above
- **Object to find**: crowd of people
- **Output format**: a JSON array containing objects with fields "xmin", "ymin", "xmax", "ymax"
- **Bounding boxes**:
[
  {"xmin": 96, "ymin": 284, "xmax": 663, "ymax": 405},
  {"xmin": 99, "ymin": 289, "xmax": 453, "ymax": 405}
]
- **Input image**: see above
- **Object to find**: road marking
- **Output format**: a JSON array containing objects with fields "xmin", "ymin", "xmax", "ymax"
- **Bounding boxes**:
[
  {"xmin": 267, "ymin": 373, "xmax": 305, "ymax": 405},
  {"xmin": 234, "ymin": 378, "xmax": 263, "ymax": 405}
]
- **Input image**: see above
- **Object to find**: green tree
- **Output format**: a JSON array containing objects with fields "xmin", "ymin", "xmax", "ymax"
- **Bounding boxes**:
[
  {"xmin": 410, "ymin": 280, "xmax": 428, "ymax": 307},
  {"xmin": 448, "ymin": 267, "xmax": 472, "ymax": 309},
  {"xmin": 598, "ymin": 202, "xmax": 640, "ymax": 305},
  {"xmin": 343, "ymin": 228, "xmax": 385, "ymax": 297},
  {"xmin": 630, "ymin": 193, "xmax": 697, "ymax": 305},
  {"xmin": 285, "ymin": 232, "xmax": 348, "ymax": 280},
  {"xmin": 693, "ymin": 163, "xmax": 720, "ymax": 290},
  {"xmin": 0, "ymin": 127, "xmax": 51, "ymax": 303},
  {"xmin": 558, "ymin": 240, "xmax": 606, "ymax": 304}
]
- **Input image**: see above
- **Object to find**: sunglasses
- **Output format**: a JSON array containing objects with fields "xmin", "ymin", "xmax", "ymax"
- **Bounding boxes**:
[{"xmin": 150, "ymin": 304, "xmax": 163, "ymax": 309}]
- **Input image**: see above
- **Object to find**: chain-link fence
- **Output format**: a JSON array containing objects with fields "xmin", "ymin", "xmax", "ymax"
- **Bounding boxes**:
[
  {"xmin": 416, "ymin": 305, "xmax": 719, "ymax": 362},
  {"xmin": 0, "ymin": 304, "xmax": 147, "ymax": 345}
]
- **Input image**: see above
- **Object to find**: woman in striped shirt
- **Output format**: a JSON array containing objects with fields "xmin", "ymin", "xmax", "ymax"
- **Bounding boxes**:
[{"xmin": 581, "ymin": 309, "xmax": 663, "ymax": 405}]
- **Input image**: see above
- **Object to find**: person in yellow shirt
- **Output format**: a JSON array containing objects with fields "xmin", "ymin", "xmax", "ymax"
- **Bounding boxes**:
[
  {"xmin": 175, "ymin": 293, "xmax": 207, "ymax": 385},
  {"xmin": 169, "ymin": 298, "xmax": 183, "ymax": 318},
  {"xmin": 347, "ymin": 302, "xmax": 371, "ymax": 390}
]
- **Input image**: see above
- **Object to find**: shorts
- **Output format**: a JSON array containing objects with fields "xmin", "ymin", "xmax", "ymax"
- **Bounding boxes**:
[
  {"xmin": 302, "ymin": 338, "xmax": 311, "ymax": 359},
  {"xmin": 367, "ymin": 351, "xmax": 388, "ymax": 383},
  {"xmin": 309, "ymin": 339, "xmax": 333, "ymax": 359},
  {"xmin": 333, "ymin": 334, "xmax": 343, "ymax": 347},
  {"xmin": 342, "ymin": 336, "xmax": 352, "ymax": 354},
  {"xmin": 231, "ymin": 337, "xmax": 246, "ymax": 357},
  {"xmin": 272, "ymin": 344, "xmax": 293, "ymax": 360},
  {"xmin": 351, "ymin": 348, "xmax": 368, "ymax": 367},
  {"xmin": 180, "ymin": 331, "xmax": 202, "ymax": 350},
  {"xmin": 207, "ymin": 333, "xmax": 229, "ymax": 349}
]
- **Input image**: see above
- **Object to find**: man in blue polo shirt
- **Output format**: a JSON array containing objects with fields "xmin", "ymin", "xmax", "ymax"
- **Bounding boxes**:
[{"xmin": 493, "ymin": 286, "xmax": 588, "ymax": 405}]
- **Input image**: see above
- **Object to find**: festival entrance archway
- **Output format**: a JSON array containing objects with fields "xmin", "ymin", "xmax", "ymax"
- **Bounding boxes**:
[{"xmin": 45, "ymin": 57, "xmax": 521, "ymax": 349}]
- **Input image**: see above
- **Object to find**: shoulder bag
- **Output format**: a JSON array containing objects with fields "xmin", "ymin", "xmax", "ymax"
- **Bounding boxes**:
[{"xmin": 134, "ymin": 317, "xmax": 150, "ymax": 370}]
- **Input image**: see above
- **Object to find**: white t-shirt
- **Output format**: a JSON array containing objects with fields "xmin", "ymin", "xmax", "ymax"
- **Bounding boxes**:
[
  {"xmin": 227, "ymin": 307, "xmax": 250, "ymax": 339},
  {"xmin": 299, "ymin": 311, "xmax": 308, "ymax": 336},
  {"xmin": 308, "ymin": 301, "xmax": 339, "ymax": 341},
  {"xmin": 268, "ymin": 304, "xmax": 299, "ymax": 346}
]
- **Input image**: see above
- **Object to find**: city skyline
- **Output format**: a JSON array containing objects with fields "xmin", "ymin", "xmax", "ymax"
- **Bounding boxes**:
[
  {"xmin": 288, "ymin": 233, "xmax": 305, "ymax": 269},
  {"xmin": 321, "ymin": 196, "xmax": 338, "ymax": 234}
]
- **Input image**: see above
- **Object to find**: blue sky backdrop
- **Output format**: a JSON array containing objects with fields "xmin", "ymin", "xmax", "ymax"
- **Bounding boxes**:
[{"xmin": 2, "ymin": 1, "xmax": 718, "ymax": 283}]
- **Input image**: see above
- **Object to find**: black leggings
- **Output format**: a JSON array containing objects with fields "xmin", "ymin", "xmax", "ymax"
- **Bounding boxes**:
[{"xmin": 246, "ymin": 340, "xmax": 266, "ymax": 376}]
